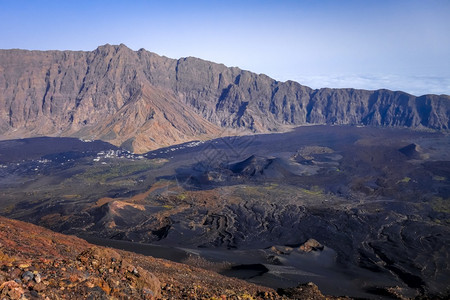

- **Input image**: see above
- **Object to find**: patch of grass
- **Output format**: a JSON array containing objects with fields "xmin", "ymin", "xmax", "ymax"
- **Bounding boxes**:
[
  {"xmin": 264, "ymin": 183, "xmax": 279, "ymax": 190},
  {"xmin": 396, "ymin": 177, "xmax": 411, "ymax": 184},
  {"xmin": 177, "ymin": 193, "xmax": 187, "ymax": 201},
  {"xmin": 430, "ymin": 197, "xmax": 450, "ymax": 214},
  {"xmin": 433, "ymin": 218, "xmax": 450, "ymax": 225},
  {"xmin": 238, "ymin": 185, "xmax": 266, "ymax": 197},
  {"xmin": 300, "ymin": 186, "xmax": 323, "ymax": 196},
  {"xmin": 231, "ymin": 183, "xmax": 331, "ymax": 206}
]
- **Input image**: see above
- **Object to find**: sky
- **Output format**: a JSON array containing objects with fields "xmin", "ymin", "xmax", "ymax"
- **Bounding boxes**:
[{"xmin": 1, "ymin": 0, "xmax": 449, "ymax": 96}]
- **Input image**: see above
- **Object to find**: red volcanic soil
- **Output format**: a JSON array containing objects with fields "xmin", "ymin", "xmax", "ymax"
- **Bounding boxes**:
[{"xmin": 0, "ymin": 216, "xmax": 343, "ymax": 299}]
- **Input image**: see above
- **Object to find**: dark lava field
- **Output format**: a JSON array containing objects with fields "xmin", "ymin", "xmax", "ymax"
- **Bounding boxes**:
[{"xmin": 1, "ymin": 125, "xmax": 449, "ymax": 299}]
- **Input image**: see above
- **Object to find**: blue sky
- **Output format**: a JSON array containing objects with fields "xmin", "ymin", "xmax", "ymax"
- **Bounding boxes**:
[{"xmin": 1, "ymin": 0, "xmax": 449, "ymax": 96}]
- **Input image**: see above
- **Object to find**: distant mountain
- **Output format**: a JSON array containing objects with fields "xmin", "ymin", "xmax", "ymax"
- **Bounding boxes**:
[{"xmin": 0, "ymin": 44, "xmax": 449, "ymax": 152}]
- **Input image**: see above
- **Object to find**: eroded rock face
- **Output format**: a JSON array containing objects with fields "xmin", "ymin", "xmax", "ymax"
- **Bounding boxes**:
[
  {"xmin": 0, "ymin": 45, "xmax": 222, "ymax": 153},
  {"xmin": 1, "ymin": 44, "xmax": 449, "ymax": 153}
]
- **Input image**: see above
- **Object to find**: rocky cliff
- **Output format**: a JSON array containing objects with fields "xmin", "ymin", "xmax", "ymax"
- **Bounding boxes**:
[{"xmin": 1, "ymin": 44, "xmax": 449, "ymax": 152}]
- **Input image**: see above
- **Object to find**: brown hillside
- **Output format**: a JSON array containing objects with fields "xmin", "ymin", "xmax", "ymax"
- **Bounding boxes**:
[{"xmin": 0, "ymin": 216, "xmax": 345, "ymax": 299}]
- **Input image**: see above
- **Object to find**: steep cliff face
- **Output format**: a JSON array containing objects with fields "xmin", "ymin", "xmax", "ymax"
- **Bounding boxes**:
[
  {"xmin": 0, "ymin": 45, "xmax": 221, "ymax": 153},
  {"xmin": 0, "ymin": 44, "xmax": 449, "ymax": 152}
]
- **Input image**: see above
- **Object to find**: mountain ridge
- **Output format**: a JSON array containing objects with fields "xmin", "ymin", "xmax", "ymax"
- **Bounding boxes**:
[{"xmin": 1, "ymin": 44, "xmax": 449, "ymax": 153}]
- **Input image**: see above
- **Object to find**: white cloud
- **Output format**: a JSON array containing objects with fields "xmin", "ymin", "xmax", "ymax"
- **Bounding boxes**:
[{"xmin": 289, "ymin": 74, "xmax": 450, "ymax": 96}]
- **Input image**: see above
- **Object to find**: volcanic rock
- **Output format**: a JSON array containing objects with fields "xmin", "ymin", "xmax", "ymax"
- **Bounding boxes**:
[
  {"xmin": 398, "ymin": 143, "xmax": 423, "ymax": 159},
  {"xmin": 278, "ymin": 282, "xmax": 349, "ymax": 300},
  {"xmin": 0, "ymin": 44, "xmax": 449, "ymax": 153},
  {"xmin": 298, "ymin": 239, "xmax": 324, "ymax": 252},
  {"xmin": 0, "ymin": 215, "xmax": 342, "ymax": 299}
]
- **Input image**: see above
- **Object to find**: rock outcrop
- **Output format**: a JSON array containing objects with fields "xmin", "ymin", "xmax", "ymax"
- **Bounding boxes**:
[
  {"xmin": 0, "ymin": 44, "xmax": 449, "ymax": 153},
  {"xmin": 298, "ymin": 239, "xmax": 324, "ymax": 253}
]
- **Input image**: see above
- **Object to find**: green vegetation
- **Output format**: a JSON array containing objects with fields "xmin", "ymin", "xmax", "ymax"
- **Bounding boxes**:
[
  {"xmin": 75, "ymin": 159, "xmax": 167, "ymax": 184},
  {"xmin": 264, "ymin": 183, "xmax": 279, "ymax": 190},
  {"xmin": 230, "ymin": 183, "xmax": 331, "ymax": 208},
  {"xmin": 429, "ymin": 197, "xmax": 450, "ymax": 214},
  {"xmin": 176, "ymin": 193, "xmax": 187, "ymax": 200},
  {"xmin": 300, "ymin": 186, "xmax": 324, "ymax": 196},
  {"xmin": 397, "ymin": 177, "xmax": 411, "ymax": 184}
]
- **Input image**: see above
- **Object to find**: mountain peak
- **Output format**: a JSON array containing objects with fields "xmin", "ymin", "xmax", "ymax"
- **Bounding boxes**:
[{"xmin": 94, "ymin": 43, "xmax": 133, "ymax": 55}]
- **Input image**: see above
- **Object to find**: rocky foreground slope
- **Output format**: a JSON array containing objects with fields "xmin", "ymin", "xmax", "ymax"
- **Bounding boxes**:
[
  {"xmin": 0, "ymin": 216, "xmax": 346, "ymax": 299},
  {"xmin": 0, "ymin": 44, "xmax": 449, "ymax": 153}
]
